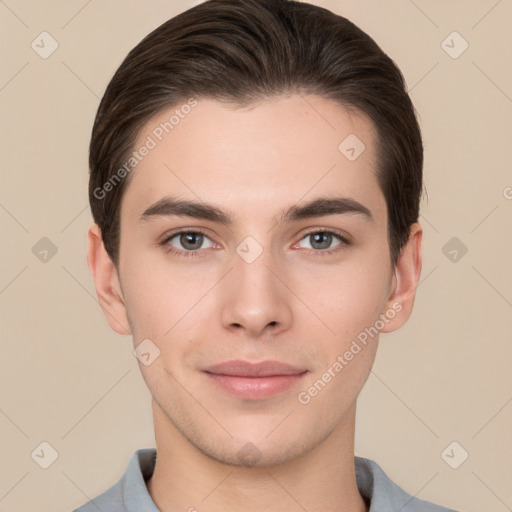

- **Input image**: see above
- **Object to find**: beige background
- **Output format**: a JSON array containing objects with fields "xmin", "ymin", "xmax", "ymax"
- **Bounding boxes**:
[{"xmin": 1, "ymin": 1, "xmax": 511, "ymax": 511}]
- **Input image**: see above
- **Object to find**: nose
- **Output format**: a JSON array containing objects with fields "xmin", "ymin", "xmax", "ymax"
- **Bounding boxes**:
[{"xmin": 220, "ymin": 243, "xmax": 293, "ymax": 338}]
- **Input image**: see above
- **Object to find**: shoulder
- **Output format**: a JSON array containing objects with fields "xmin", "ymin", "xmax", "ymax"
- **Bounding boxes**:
[
  {"xmin": 355, "ymin": 456, "xmax": 460, "ymax": 512},
  {"xmin": 72, "ymin": 448, "xmax": 158, "ymax": 512},
  {"xmin": 72, "ymin": 481, "xmax": 123, "ymax": 512}
]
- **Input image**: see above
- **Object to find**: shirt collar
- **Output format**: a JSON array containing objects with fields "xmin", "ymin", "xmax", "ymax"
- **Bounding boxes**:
[{"xmin": 117, "ymin": 448, "xmax": 448, "ymax": 512}]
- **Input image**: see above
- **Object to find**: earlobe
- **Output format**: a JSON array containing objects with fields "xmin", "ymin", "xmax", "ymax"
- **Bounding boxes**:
[
  {"xmin": 87, "ymin": 223, "xmax": 132, "ymax": 335},
  {"xmin": 380, "ymin": 223, "xmax": 423, "ymax": 334}
]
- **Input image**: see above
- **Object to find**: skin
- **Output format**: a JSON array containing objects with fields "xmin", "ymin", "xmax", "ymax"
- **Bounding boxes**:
[{"xmin": 87, "ymin": 94, "xmax": 422, "ymax": 512}]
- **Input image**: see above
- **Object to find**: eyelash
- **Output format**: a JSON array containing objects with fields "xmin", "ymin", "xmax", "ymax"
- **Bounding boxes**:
[{"xmin": 160, "ymin": 228, "xmax": 350, "ymax": 259}]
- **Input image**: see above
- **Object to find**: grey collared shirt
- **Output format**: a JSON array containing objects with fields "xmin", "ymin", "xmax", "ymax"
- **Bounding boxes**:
[{"xmin": 73, "ymin": 448, "xmax": 459, "ymax": 512}]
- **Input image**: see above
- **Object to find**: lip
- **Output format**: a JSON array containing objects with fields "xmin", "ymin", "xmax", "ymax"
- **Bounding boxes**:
[{"xmin": 203, "ymin": 360, "xmax": 308, "ymax": 400}]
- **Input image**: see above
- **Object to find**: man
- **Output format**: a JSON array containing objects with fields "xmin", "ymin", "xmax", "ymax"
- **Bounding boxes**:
[{"xmin": 77, "ymin": 0, "xmax": 458, "ymax": 510}]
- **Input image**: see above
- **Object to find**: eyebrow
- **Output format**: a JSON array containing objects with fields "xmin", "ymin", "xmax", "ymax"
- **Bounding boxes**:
[{"xmin": 139, "ymin": 195, "xmax": 374, "ymax": 225}]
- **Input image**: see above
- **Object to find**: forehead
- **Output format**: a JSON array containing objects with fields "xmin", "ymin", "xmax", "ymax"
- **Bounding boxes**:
[{"xmin": 120, "ymin": 95, "xmax": 387, "ymax": 228}]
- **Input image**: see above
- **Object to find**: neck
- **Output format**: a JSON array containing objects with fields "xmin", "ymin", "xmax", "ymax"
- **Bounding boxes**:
[{"xmin": 146, "ymin": 400, "xmax": 368, "ymax": 512}]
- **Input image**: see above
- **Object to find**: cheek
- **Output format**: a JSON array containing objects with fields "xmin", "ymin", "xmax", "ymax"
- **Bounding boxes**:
[
  {"xmin": 120, "ymin": 247, "xmax": 209, "ymax": 336},
  {"xmin": 120, "ymin": 269, "xmax": 174, "ymax": 340},
  {"xmin": 295, "ymin": 267, "xmax": 384, "ymax": 411},
  {"xmin": 291, "ymin": 254, "xmax": 391, "ymax": 343}
]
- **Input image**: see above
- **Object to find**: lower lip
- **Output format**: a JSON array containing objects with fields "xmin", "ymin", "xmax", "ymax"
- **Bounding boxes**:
[{"xmin": 204, "ymin": 372, "xmax": 308, "ymax": 400}]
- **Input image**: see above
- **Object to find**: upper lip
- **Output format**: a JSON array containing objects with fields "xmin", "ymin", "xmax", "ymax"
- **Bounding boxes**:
[{"xmin": 203, "ymin": 360, "xmax": 308, "ymax": 377}]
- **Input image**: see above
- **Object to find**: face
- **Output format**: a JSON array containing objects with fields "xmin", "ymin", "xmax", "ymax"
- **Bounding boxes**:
[{"xmin": 94, "ymin": 94, "xmax": 419, "ymax": 466}]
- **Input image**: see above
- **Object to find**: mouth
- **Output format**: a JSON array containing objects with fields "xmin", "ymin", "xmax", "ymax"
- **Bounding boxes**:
[{"xmin": 202, "ymin": 360, "xmax": 309, "ymax": 400}]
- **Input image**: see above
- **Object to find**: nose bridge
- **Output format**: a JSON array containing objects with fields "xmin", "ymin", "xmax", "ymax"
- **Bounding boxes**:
[
  {"xmin": 233, "ymin": 234, "xmax": 281, "ymax": 302},
  {"xmin": 235, "ymin": 236, "xmax": 277, "ymax": 293},
  {"xmin": 220, "ymin": 234, "xmax": 292, "ymax": 334}
]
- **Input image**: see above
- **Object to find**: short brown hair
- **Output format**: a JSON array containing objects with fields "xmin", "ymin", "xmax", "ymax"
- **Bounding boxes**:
[{"xmin": 89, "ymin": 0, "xmax": 423, "ymax": 268}]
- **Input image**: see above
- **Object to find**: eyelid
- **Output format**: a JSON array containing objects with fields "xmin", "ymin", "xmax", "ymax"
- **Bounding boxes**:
[
  {"xmin": 161, "ymin": 228, "xmax": 217, "ymax": 246},
  {"xmin": 294, "ymin": 226, "xmax": 351, "ymax": 245},
  {"xmin": 160, "ymin": 226, "xmax": 214, "ymax": 243}
]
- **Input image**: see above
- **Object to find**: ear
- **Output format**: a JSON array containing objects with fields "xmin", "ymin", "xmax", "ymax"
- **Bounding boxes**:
[
  {"xmin": 380, "ymin": 222, "xmax": 423, "ymax": 334},
  {"xmin": 87, "ymin": 223, "xmax": 131, "ymax": 335}
]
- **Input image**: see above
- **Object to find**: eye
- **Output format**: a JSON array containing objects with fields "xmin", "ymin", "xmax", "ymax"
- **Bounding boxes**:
[
  {"xmin": 161, "ymin": 230, "xmax": 215, "ymax": 258},
  {"xmin": 296, "ymin": 229, "xmax": 350, "ymax": 256},
  {"xmin": 160, "ymin": 228, "xmax": 350, "ymax": 259}
]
